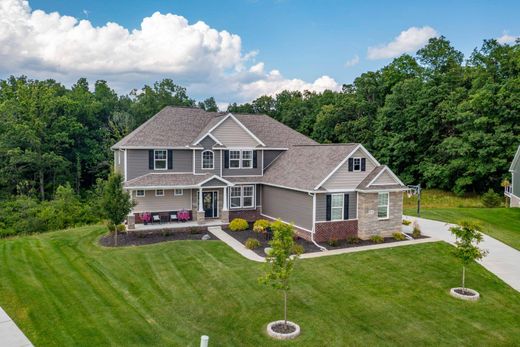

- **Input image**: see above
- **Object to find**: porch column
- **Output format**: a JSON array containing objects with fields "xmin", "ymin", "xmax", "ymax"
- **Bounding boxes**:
[
  {"xmin": 221, "ymin": 186, "xmax": 230, "ymax": 224},
  {"xmin": 197, "ymin": 188, "xmax": 206, "ymax": 224},
  {"xmin": 198, "ymin": 187, "xmax": 204, "ymax": 212},
  {"xmin": 222, "ymin": 187, "xmax": 228, "ymax": 210}
]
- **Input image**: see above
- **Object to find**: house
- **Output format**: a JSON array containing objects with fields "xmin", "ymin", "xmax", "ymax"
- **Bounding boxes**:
[
  {"xmin": 111, "ymin": 106, "xmax": 406, "ymax": 241},
  {"xmin": 505, "ymin": 145, "xmax": 520, "ymax": 207}
]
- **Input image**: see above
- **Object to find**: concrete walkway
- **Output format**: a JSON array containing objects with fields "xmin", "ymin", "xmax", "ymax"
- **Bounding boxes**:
[
  {"xmin": 0, "ymin": 307, "xmax": 33, "ymax": 347},
  {"xmin": 208, "ymin": 226, "xmax": 265, "ymax": 262},
  {"xmin": 405, "ymin": 216, "xmax": 520, "ymax": 292}
]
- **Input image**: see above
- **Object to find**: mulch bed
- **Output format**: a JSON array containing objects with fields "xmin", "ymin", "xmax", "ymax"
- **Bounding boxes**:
[
  {"xmin": 454, "ymin": 288, "xmax": 477, "ymax": 296},
  {"xmin": 271, "ymin": 323, "xmax": 296, "ymax": 334},
  {"xmin": 223, "ymin": 228, "xmax": 428, "ymax": 256},
  {"xmin": 99, "ymin": 230, "xmax": 216, "ymax": 247}
]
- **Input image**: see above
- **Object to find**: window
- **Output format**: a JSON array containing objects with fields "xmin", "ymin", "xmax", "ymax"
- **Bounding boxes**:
[
  {"xmin": 353, "ymin": 157, "xmax": 361, "ymax": 172},
  {"xmin": 331, "ymin": 194, "xmax": 344, "ymax": 221},
  {"xmin": 154, "ymin": 150, "xmax": 167, "ymax": 170},
  {"xmin": 156, "ymin": 189, "xmax": 164, "ymax": 197},
  {"xmin": 230, "ymin": 187, "xmax": 241, "ymax": 208},
  {"xmin": 243, "ymin": 186, "xmax": 254, "ymax": 207},
  {"xmin": 136, "ymin": 190, "xmax": 145, "ymax": 197},
  {"xmin": 242, "ymin": 150, "xmax": 253, "ymax": 168},
  {"xmin": 174, "ymin": 189, "xmax": 183, "ymax": 196},
  {"xmin": 202, "ymin": 150, "xmax": 214, "ymax": 169},
  {"xmin": 229, "ymin": 150, "xmax": 240, "ymax": 168},
  {"xmin": 378, "ymin": 192, "xmax": 389, "ymax": 219}
]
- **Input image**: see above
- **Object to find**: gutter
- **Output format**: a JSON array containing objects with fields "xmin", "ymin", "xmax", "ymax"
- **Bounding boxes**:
[{"xmin": 309, "ymin": 192, "xmax": 327, "ymax": 252}]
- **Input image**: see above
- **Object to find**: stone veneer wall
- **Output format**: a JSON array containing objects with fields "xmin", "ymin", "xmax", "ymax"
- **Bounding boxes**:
[
  {"xmin": 357, "ymin": 191, "xmax": 403, "ymax": 239},
  {"xmin": 314, "ymin": 220, "xmax": 358, "ymax": 242}
]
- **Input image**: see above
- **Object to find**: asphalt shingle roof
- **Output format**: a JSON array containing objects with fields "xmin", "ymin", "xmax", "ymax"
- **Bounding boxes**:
[
  {"xmin": 124, "ymin": 173, "xmax": 210, "ymax": 188},
  {"xmin": 356, "ymin": 166, "xmax": 405, "ymax": 190}
]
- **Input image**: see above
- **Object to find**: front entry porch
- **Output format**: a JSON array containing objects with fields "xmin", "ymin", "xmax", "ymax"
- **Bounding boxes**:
[{"xmin": 129, "ymin": 219, "xmax": 227, "ymax": 232}]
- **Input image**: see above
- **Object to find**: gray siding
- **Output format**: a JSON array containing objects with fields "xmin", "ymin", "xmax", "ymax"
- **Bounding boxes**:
[
  {"xmin": 126, "ymin": 149, "xmax": 193, "ymax": 180},
  {"xmin": 222, "ymin": 150, "xmax": 263, "ymax": 176},
  {"xmin": 211, "ymin": 117, "xmax": 259, "ymax": 147},
  {"xmin": 132, "ymin": 189, "xmax": 192, "ymax": 213},
  {"xmin": 262, "ymin": 185, "xmax": 313, "ymax": 230},
  {"xmin": 263, "ymin": 150, "xmax": 284, "ymax": 169},
  {"xmin": 195, "ymin": 137, "xmax": 221, "ymax": 175},
  {"xmin": 201, "ymin": 178, "xmax": 227, "ymax": 187},
  {"xmin": 322, "ymin": 148, "xmax": 377, "ymax": 190},
  {"xmin": 371, "ymin": 170, "xmax": 398, "ymax": 185},
  {"xmin": 256, "ymin": 184, "xmax": 262, "ymax": 206},
  {"xmin": 514, "ymin": 170, "xmax": 520, "ymax": 197},
  {"xmin": 316, "ymin": 192, "xmax": 357, "ymax": 221}
]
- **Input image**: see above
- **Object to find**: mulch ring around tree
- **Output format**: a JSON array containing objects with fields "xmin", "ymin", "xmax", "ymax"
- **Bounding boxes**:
[
  {"xmin": 271, "ymin": 323, "xmax": 296, "ymax": 334},
  {"xmin": 223, "ymin": 228, "xmax": 428, "ymax": 256},
  {"xmin": 99, "ymin": 229, "xmax": 216, "ymax": 247}
]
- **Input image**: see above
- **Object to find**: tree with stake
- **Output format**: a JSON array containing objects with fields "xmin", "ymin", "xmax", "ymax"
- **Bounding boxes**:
[
  {"xmin": 101, "ymin": 173, "xmax": 134, "ymax": 246},
  {"xmin": 450, "ymin": 221, "xmax": 488, "ymax": 299},
  {"xmin": 259, "ymin": 220, "xmax": 300, "ymax": 339}
]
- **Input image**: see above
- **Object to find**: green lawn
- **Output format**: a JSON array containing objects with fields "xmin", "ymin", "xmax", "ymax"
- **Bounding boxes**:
[
  {"xmin": 404, "ymin": 208, "xmax": 520, "ymax": 251},
  {"xmin": 1, "ymin": 226, "xmax": 519, "ymax": 346}
]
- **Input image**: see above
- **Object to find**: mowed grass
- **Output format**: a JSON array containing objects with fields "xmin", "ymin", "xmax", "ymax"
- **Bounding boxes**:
[
  {"xmin": 403, "ymin": 189, "xmax": 483, "ymax": 209},
  {"xmin": 404, "ymin": 207, "xmax": 520, "ymax": 251},
  {"xmin": 1, "ymin": 226, "xmax": 519, "ymax": 346}
]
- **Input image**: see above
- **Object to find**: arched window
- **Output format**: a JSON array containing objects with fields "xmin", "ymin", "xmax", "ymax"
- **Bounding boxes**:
[{"xmin": 202, "ymin": 150, "xmax": 214, "ymax": 169}]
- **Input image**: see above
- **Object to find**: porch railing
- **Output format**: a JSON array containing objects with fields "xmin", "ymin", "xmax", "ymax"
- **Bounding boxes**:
[{"xmin": 504, "ymin": 185, "xmax": 512, "ymax": 196}]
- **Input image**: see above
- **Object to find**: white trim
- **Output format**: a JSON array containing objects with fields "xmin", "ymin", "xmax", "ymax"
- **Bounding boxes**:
[
  {"xmin": 153, "ymin": 149, "xmax": 168, "ymax": 171},
  {"xmin": 192, "ymin": 150, "xmax": 195, "ymax": 174},
  {"xmin": 126, "ymin": 185, "xmax": 199, "ymax": 190},
  {"xmin": 201, "ymin": 133, "xmax": 223, "ymax": 146},
  {"xmin": 201, "ymin": 190, "xmax": 219, "ymax": 218},
  {"xmin": 135, "ymin": 189, "xmax": 145, "ymax": 197},
  {"xmin": 316, "ymin": 188, "xmax": 356, "ymax": 193},
  {"xmin": 155, "ymin": 189, "xmax": 165, "ymax": 197},
  {"xmin": 352, "ymin": 157, "xmax": 362, "ymax": 172},
  {"xmin": 356, "ymin": 191, "xmax": 359, "ymax": 219},
  {"xmin": 222, "ymin": 175, "xmax": 264, "ymax": 178},
  {"xmin": 311, "ymin": 193, "xmax": 316, "ymax": 233},
  {"xmin": 201, "ymin": 150, "xmax": 215, "ymax": 170},
  {"xmin": 357, "ymin": 188, "xmax": 407, "ymax": 193},
  {"xmin": 315, "ymin": 219, "xmax": 359, "ymax": 224},
  {"xmin": 260, "ymin": 212, "xmax": 313, "ymax": 233},
  {"xmin": 367, "ymin": 166, "xmax": 405, "ymax": 187},
  {"xmin": 123, "ymin": 149, "xmax": 128, "ymax": 181},
  {"xmin": 220, "ymin": 149, "xmax": 223, "ymax": 177},
  {"xmin": 261, "ymin": 149, "xmax": 265, "ymax": 175},
  {"xmin": 198, "ymin": 175, "xmax": 235, "ymax": 187},
  {"xmin": 509, "ymin": 145, "xmax": 520, "ymax": 171},
  {"xmin": 262, "ymin": 182, "xmax": 313, "ymax": 193},
  {"xmin": 229, "ymin": 184, "xmax": 256, "ymax": 209},
  {"xmin": 377, "ymin": 192, "xmax": 390, "ymax": 220},
  {"xmin": 174, "ymin": 188, "xmax": 183, "ymax": 196},
  {"xmin": 330, "ymin": 193, "xmax": 344, "ymax": 221}
]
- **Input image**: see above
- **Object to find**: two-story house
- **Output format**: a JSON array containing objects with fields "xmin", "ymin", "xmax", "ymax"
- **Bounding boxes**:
[
  {"xmin": 505, "ymin": 144, "xmax": 520, "ymax": 207},
  {"xmin": 112, "ymin": 106, "xmax": 406, "ymax": 241}
]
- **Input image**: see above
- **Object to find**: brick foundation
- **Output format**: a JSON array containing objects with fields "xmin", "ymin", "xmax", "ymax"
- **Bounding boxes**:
[
  {"xmin": 229, "ymin": 208, "xmax": 261, "ymax": 222},
  {"xmin": 314, "ymin": 220, "xmax": 358, "ymax": 242}
]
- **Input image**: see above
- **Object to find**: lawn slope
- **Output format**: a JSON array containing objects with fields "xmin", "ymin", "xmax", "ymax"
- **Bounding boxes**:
[{"xmin": 0, "ymin": 226, "xmax": 519, "ymax": 346}]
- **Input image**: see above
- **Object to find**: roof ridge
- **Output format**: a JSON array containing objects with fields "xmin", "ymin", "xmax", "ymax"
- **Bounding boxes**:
[{"xmin": 292, "ymin": 143, "xmax": 359, "ymax": 147}]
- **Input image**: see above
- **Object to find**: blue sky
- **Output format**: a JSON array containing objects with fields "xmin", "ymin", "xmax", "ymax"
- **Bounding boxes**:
[{"xmin": 2, "ymin": 0, "xmax": 519, "ymax": 105}]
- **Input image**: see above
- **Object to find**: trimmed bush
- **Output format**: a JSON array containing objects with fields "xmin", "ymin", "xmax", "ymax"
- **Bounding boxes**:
[
  {"xmin": 481, "ymin": 189, "xmax": 502, "ymax": 208},
  {"xmin": 245, "ymin": 238, "xmax": 261, "ymax": 250},
  {"xmin": 107, "ymin": 221, "xmax": 116, "ymax": 232},
  {"xmin": 116, "ymin": 224, "xmax": 126, "ymax": 233},
  {"xmin": 229, "ymin": 218, "xmax": 249, "ymax": 231},
  {"xmin": 412, "ymin": 220, "xmax": 421, "ymax": 238},
  {"xmin": 253, "ymin": 219, "xmax": 271, "ymax": 233},
  {"xmin": 370, "ymin": 235, "xmax": 384, "ymax": 244},
  {"xmin": 327, "ymin": 237, "xmax": 339, "ymax": 247},
  {"xmin": 402, "ymin": 219, "xmax": 411, "ymax": 226},
  {"xmin": 292, "ymin": 243, "xmax": 304, "ymax": 255},
  {"xmin": 346, "ymin": 236, "xmax": 361, "ymax": 245},
  {"xmin": 392, "ymin": 232, "xmax": 406, "ymax": 241}
]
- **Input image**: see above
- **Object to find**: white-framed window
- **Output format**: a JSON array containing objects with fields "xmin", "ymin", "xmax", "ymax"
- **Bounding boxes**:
[
  {"xmin": 230, "ymin": 187, "xmax": 241, "ymax": 208},
  {"xmin": 378, "ymin": 192, "xmax": 389, "ymax": 219},
  {"xmin": 242, "ymin": 150, "xmax": 253, "ymax": 168},
  {"xmin": 243, "ymin": 185, "xmax": 254, "ymax": 207},
  {"xmin": 331, "ymin": 194, "xmax": 344, "ymax": 221},
  {"xmin": 202, "ymin": 150, "xmax": 214, "ymax": 169},
  {"xmin": 156, "ymin": 189, "xmax": 164, "ymax": 197},
  {"xmin": 174, "ymin": 189, "xmax": 183, "ymax": 196},
  {"xmin": 229, "ymin": 150, "xmax": 241, "ymax": 168},
  {"xmin": 353, "ymin": 157, "xmax": 361, "ymax": 172},
  {"xmin": 154, "ymin": 149, "xmax": 167, "ymax": 170},
  {"xmin": 136, "ymin": 190, "xmax": 145, "ymax": 197}
]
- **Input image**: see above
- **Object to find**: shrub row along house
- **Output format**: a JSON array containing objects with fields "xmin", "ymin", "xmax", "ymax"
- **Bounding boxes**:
[{"xmin": 112, "ymin": 107, "xmax": 406, "ymax": 241}]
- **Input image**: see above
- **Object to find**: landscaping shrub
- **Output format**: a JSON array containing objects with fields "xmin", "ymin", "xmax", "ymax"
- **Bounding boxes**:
[
  {"xmin": 346, "ymin": 236, "xmax": 361, "ymax": 245},
  {"xmin": 402, "ymin": 219, "xmax": 411, "ymax": 226},
  {"xmin": 253, "ymin": 219, "xmax": 271, "ymax": 233},
  {"xmin": 245, "ymin": 238, "xmax": 261, "ymax": 250},
  {"xmin": 107, "ymin": 221, "xmax": 116, "ymax": 232},
  {"xmin": 292, "ymin": 243, "xmax": 304, "ymax": 255},
  {"xmin": 116, "ymin": 224, "xmax": 126, "ymax": 233},
  {"xmin": 412, "ymin": 220, "xmax": 421, "ymax": 238},
  {"xmin": 229, "ymin": 218, "xmax": 249, "ymax": 231},
  {"xmin": 370, "ymin": 235, "xmax": 384, "ymax": 244},
  {"xmin": 393, "ymin": 232, "xmax": 406, "ymax": 241},
  {"xmin": 481, "ymin": 189, "xmax": 502, "ymax": 208},
  {"xmin": 327, "ymin": 237, "xmax": 339, "ymax": 247}
]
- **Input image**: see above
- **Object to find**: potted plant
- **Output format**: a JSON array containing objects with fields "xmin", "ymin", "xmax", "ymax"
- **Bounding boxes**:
[
  {"xmin": 449, "ymin": 221, "xmax": 488, "ymax": 301},
  {"xmin": 259, "ymin": 220, "xmax": 300, "ymax": 340}
]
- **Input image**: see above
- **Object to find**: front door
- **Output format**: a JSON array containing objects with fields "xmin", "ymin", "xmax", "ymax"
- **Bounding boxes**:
[{"xmin": 203, "ymin": 191, "xmax": 218, "ymax": 218}]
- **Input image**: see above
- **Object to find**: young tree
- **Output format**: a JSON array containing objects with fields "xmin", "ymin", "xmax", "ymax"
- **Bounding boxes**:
[
  {"xmin": 100, "ymin": 173, "xmax": 134, "ymax": 245},
  {"xmin": 450, "ymin": 221, "xmax": 488, "ymax": 292},
  {"xmin": 259, "ymin": 221, "xmax": 298, "ymax": 328}
]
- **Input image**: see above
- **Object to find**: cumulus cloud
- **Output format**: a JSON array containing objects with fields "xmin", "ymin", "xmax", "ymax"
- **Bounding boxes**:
[
  {"xmin": 367, "ymin": 26, "xmax": 438, "ymax": 60},
  {"xmin": 497, "ymin": 33, "xmax": 518, "ymax": 44},
  {"xmin": 0, "ymin": 0, "xmax": 341, "ymax": 104},
  {"xmin": 344, "ymin": 55, "xmax": 359, "ymax": 67}
]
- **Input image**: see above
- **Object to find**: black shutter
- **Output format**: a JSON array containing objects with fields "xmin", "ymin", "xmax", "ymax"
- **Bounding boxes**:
[
  {"xmin": 224, "ymin": 150, "xmax": 229, "ymax": 168},
  {"xmin": 326, "ymin": 195, "xmax": 332, "ymax": 221},
  {"xmin": 253, "ymin": 151, "xmax": 258, "ymax": 168},
  {"xmin": 167, "ymin": 150, "xmax": 173, "ymax": 170},
  {"xmin": 343, "ymin": 194, "xmax": 349, "ymax": 220},
  {"xmin": 148, "ymin": 150, "xmax": 154, "ymax": 169},
  {"xmin": 361, "ymin": 158, "xmax": 366, "ymax": 171},
  {"xmin": 348, "ymin": 158, "xmax": 354, "ymax": 171}
]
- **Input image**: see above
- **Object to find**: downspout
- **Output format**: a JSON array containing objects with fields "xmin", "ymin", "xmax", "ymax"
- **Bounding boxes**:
[{"xmin": 309, "ymin": 192, "xmax": 327, "ymax": 251}]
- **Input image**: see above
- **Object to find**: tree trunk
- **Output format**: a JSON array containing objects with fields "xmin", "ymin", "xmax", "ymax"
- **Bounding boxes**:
[
  {"xmin": 462, "ymin": 265, "xmax": 465, "ymax": 291},
  {"xmin": 284, "ymin": 290, "xmax": 287, "ymax": 328},
  {"xmin": 39, "ymin": 169, "xmax": 45, "ymax": 200},
  {"xmin": 115, "ymin": 229, "xmax": 118, "ymax": 246}
]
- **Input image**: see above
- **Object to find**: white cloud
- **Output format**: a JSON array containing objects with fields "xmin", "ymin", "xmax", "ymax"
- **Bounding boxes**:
[
  {"xmin": 344, "ymin": 55, "xmax": 359, "ymax": 67},
  {"xmin": 0, "ymin": 0, "xmax": 341, "ymax": 103},
  {"xmin": 497, "ymin": 33, "xmax": 518, "ymax": 44},
  {"xmin": 367, "ymin": 26, "xmax": 438, "ymax": 60}
]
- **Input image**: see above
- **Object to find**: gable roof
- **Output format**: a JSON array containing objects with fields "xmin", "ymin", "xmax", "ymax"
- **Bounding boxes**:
[
  {"xmin": 262, "ymin": 144, "xmax": 359, "ymax": 191},
  {"xmin": 356, "ymin": 166, "xmax": 405, "ymax": 191},
  {"xmin": 124, "ymin": 173, "xmax": 233, "ymax": 189},
  {"xmin": 510, "ymin": 145, "xmax": 520, "ymax": 172},
  {"xmin": 192, "ymin": 113, "xmax": 265, "ymax": 147}
]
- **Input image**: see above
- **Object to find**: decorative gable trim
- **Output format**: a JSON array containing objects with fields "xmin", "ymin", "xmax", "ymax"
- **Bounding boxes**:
[
  {"xmin": 197, "ymin": 175, "xmax": 234, "ymax": 187},
  {"xmin": 192, "ymin": 113, "xmax": 266, "ymax": 147},
  {"xmin": 313, "ymin": 144, "xmax": 381, "ymax": 190},
  {"xmin": 367, "ymin": 166, "xmax": 405, "ymax": 187}
]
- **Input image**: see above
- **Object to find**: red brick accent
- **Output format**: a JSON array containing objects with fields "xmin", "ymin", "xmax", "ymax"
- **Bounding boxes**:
[
  {"xmin": 314, "ymin": 220, "xmax": 358, "ymax": 242},
  {"xmin": 258, "ymin": 214, "xmax": 313, "ymax": 241},
  {"xmin": 229, "ymin": 208, "xmax": 261, "ymax": 222}
]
